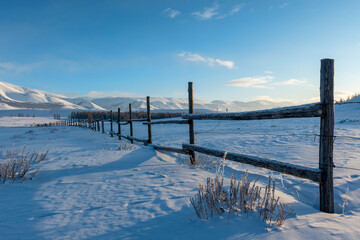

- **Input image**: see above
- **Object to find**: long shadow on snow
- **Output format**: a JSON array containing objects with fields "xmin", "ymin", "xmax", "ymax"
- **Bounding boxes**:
[
  {"xmin": 86, "ymin": 205, "xmax": 271, "ymax": 240},
  {"xmin": 36, "ymin": 148, "xmax": 156, "ymax": 181}
]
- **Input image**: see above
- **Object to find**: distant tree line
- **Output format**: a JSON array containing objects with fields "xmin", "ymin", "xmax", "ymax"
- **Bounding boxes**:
[
  {"xmin": 335, "ymin": 93, "xmax": 360, "ymax": 104},
  {"xmin": 69, "ymin": 111, "xmax": 183, "ymax": 121}
]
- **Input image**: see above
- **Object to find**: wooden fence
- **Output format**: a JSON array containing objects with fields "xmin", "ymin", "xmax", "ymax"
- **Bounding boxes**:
[{"xmin": 57, "ymin": 59, "xmax": 335, "ymax": 213}]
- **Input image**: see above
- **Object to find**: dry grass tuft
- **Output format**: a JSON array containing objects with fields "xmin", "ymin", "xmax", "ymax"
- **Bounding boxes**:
[
  {"xmin": 185, "ymin": 153, "xmax": 222, "ymax": 170},
  {"xmin": 0, "ymin": 148, "xmax": 48, "ymax": 183},
  {"xmin": 190, "ymin": 171, "xmax": 292, "ymax": 228},
  {"xmin": 119, "ymin": 142, "xmax": 136, "ymax": 151}
]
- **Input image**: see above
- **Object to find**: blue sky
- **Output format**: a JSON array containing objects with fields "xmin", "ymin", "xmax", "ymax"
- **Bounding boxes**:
[{"xmin": 0, "ymin": 0, "xmax": 359, "ymax": 102}]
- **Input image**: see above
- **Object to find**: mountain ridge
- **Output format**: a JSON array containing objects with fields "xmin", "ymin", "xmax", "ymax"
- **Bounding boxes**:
[{"xmin": 0, "ymin": 81, "xmax": 297, "ymax": 112}]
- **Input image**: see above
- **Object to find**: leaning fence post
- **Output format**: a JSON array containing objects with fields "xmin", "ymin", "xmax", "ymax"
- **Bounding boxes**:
[
  {"xmin": 118, "ymin": 108, "xmax": 121, "ymax": 140},
  {"xmin": 188, "ymin": 82, "xmax": 195, "ymax": 164},
  {"xmin": 101, "ymin": 114, "xmax": 105, "ymax": 134},
  {"xmin": 110, "ymin": 110, "xmax": 113, "ymax": 137},
  {"xmin": 129, "ymin": 103, "xmax": 134, "ymax": 143},
  {"xmin": 147, "ymin": 96, "xmax": 152, "ymax": 145},
  {"xmin": 319, "ymin": 58, "xmax": 335, "ymax": 213}
]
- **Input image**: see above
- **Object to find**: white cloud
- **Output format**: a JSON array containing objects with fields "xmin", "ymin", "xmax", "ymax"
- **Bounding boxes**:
[
  {"xmin": 280, "ymin": 2, "xmax": 290, "ymax": 8},
  {"xmin": 272, "ymin": 79, "xmax": 311, "ymax": 86},
  {"xmin": 192, "ymin": 2, "xmax": 219, "ymax": 20},
  {"xmin": 84, "ymin": 91, "xmax": 137, "ymax": 98},
  {"xmin": 226, "ymin": 76, "xmax": 275, "ymax": 88},
  {"xmin": 178, "ymin": 51, "xmax": 235, "ymax": 69},
  {"xmin": 163, "ymin": 8, "xmax": 181, "ymax": 18},
  {"xmin": 229, "ymin": 4, "xmax": 245, "ymax": 16},
  {"xmin": 264, "ymin": 70, "xmax": 273, "ymax": 74},
  {"xmin": 334, "ymin": 91, "xmax": 355, "ymax": 101},
  {"xmin": 193, "ymin": 3, "xmax": 244, "ymax": 20},
  {"xmin": 251, "ymin": 95, "xmax": 296, "ymax": 103},
  {"xmin": 0, "ymin": 62, "xmax": 40, "ymax": 73}
]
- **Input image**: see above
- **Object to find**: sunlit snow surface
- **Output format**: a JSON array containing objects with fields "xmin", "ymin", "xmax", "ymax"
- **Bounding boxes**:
[{"xmin": 0, "ymin": 103, "xmax": 360, "ymax": 239}]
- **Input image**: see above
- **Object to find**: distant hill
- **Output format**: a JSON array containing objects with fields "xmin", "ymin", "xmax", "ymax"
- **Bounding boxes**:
[
  {"xmin": 0, "ymin": 81, "xmax": 297, "ymax": 112},
  {"xmin": 0, "ymin": 81, "xmax": 105, "ymax": 110}
]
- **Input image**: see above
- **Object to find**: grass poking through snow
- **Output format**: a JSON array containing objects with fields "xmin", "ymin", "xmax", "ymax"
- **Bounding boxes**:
[
  {"xmin": 0, "ymin": 148, "xmax": 48, "ymax": 183},
  {"xmin": 190, "ymin": 171, "xmax": 292, "ymax": 228}
]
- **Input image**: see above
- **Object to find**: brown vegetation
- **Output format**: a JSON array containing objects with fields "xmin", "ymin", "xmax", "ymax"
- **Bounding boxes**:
[{"xmin": 190, "ymin": 171, "xmax": 292, "ymax": 228}]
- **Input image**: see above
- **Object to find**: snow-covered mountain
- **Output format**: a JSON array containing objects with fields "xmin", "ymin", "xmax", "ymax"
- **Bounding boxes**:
[
  {"xmin": 91, "ymin": 97, "xmax": 295, "ymax": 112},
  {"xmin": 0, "ymin": 81, "xmax": 105, "ymax": 110},
  {"xmin": 0, "ymin": 81, "xmax": 296, "ymax": 112}
]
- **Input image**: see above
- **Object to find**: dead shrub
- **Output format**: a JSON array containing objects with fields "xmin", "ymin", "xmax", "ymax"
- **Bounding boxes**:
[
  {"xmin": 0, "ymin": 148, "xmax": 48, "ymax": 183},
  {"xmin": 119, "ymin": 142, "xmax": 136, "ymax": 151},
  {"xmin": 185, "ymin": 153, "xmax": 222, "ymax": 170},
  {"xmin": 190, "ymin": 171, "xmax": 292, "ymax": 228}
]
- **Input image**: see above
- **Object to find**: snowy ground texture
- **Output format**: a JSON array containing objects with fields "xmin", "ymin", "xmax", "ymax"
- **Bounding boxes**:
[{"xmin": 1, "ymin": 103, "xmax": 360, "ymax": 239}]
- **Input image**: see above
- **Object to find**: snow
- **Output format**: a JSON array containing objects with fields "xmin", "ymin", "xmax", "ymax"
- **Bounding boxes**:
[
  {"xmin": 0, "ymin": 81, "xmax": 296, "ymax": 112},
  {"xmin": 0, "ymin": 102, "xmax": 360, "ymax": 239},
  {"xmin": 0, "ymin": 81, "xmax": 104, "ymax": 111}
]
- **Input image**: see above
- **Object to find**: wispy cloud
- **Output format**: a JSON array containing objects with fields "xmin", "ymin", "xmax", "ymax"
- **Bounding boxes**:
[
  {"xmin": 0, "ymin": 62, "xmax": 41, "ymax": 74},
  {"xmin": 251, "ymin": 95, "xmax": 295, "ymax": 103},
  {"xmin": 226, "ymin": 76, "xmax": 275, "ymax": 88},
  {"xmin": 178, "ymin": 51, "xmax": 235, "ymax": 69},
  {"xmin": 229, "ymin": 4, "xmax": 244, "ymax": 15},
  {"xmin": 335, "ymin": 91, "xmax": 355, "ymax": 101},
  {"xmin": 163, "ymin": 8, "xmax": 181, "ymax": 18},
  {"xmin": 280, "ymin": 2, "xmax": 290, "ymax": 8},
  {"xmin": 192, "ymin": 2, "xmax": 219, "ymax": 20},
  {"xmin": 264, "ymin": 70, "xmax": 273, "ymax": 74},
  {"xmin": 192, "ymin": 2, "xmax": 244, "ymax": 20},
  {"xmin": 226, "ymin": 76, "xmax": 311, "ymax": 89},
  {"xmin": 272, "ymin": 79, "xmax": 311, "ymax": 86},
  {"xmin": 84, "ymin": 91, "xmax": 137, "ymax": 98}
]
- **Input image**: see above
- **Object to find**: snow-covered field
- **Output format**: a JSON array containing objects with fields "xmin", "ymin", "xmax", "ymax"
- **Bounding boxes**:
[{"xmin": 1, "ymin": 103, "xmax": 360, "ymax": 239}]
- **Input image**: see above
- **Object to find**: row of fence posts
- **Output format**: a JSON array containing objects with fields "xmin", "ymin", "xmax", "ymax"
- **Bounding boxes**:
[
  {"xmin": 64, "ymin": 83, "xmax": 196, "ymax": 164},
  {"xmin": 61, "ymin": 59, "xmax": 335, "ymax": 213}
]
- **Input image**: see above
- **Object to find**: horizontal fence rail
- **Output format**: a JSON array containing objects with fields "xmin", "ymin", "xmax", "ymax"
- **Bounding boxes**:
[
  {"xmin": 150, "ymin": 144, "xmax": 190, "ymax": 155},
  {"xmin": 182, "ymin": 144, "xmax": 322, "ymax": 182},
  {"xmin": 143, "ymin": 119, "xmax": 190, "ymax": 125},
  {"xmin": 182, "ymin": 103, "xmax": 322, "ymax": 121}
]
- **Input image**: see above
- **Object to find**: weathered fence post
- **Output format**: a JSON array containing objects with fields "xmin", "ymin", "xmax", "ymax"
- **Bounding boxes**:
[
  {"xmin": 129, "ymin": 103, "xmax": 134, "ymax": 143},
  {"xmin": 188, "ymin": 82, "xmax": 195, "ymax": 164},
  {"xmin": 97, "ymin": 119, "xmax": 100, "ymax": 132},
  {"xmin": 118, "ymin": 108, "xmax": 121, "ymax": 140},
  {"xmin": 319, "ymin": 58, "xmax": 335, "ymax": 213},
  {"xmin": 110, "ymin": 110, "xmax": 113, "ymax": 137},
  {"xmin": 101, "ymin": 114, "xmax": 105, "ymax": 134},
  {"xmin": 147, "ymin": 96, "xmax": 152, "ymax": 145}
]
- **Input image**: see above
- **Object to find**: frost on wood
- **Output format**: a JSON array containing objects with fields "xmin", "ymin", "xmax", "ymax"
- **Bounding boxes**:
[{"xmin": 182, "ymin": 103, "xmax": 322, "ymax": 120}]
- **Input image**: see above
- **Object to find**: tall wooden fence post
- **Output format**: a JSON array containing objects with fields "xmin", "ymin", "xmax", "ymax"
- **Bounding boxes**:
[
  {"xmin": 147, "ymin": 96, "xmax": 152, "ymax": 145},
  {"xmin": 118, "ymin": 108, "xmax": 121, "ymax": 140},
  {"xmin": 97, "ymin": 119, "xmax": 100, "ymax": 132},
  {"xmin": 101, "ymin": 114, "xmax": 105, "ymax": 134},
  {"xmin": 110, "ymin": 110, "xmax": 113, "ymax": 137},
  {"xmin": 129, "ymin": 103, "xmax": 134, "ymax": 143},
  {"xmin": 319, "ymin": 58, "xmax": 335, "ymax": 213},
  {"xmin": 188, "ymin": 82, "xmax": 195, "ymax": 164}
]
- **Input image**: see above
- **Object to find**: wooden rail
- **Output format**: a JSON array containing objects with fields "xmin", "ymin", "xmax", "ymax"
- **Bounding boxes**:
[
  {"xmin": 182, "ymin": 144, "xmax": 322, "ymax": 182},
  {"xmin": 143, "ymin": 119, "xmax": 190, "ymax": 125},
  {"xmin": 182, "ymin": 103, "xmax": 322, "ymax": 121},
  {"xmin": 150, "ymin": 144, "xmax": 190, "ymax": 155},
  {"xmin": 128, "ymin": 118, "xmax": 148, "ymax": 122}
]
